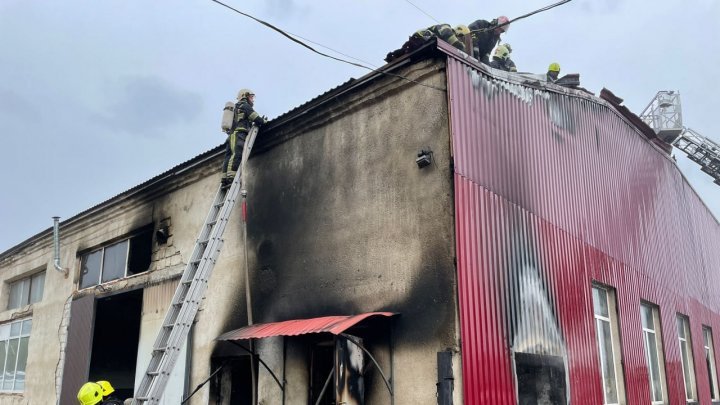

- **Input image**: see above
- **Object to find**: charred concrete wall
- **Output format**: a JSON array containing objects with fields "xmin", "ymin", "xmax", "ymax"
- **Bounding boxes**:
[{"xmin": 241, "ymin": 59, "xmax": 461, "ymax": 404}]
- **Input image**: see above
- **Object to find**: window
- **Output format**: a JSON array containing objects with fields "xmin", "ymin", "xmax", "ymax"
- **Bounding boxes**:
[
  {"xmin": 593, "ymin": 285, "xmax": 626, "ymax": 405},
  {"xmin": 7, "ymin": 272, "xmax": 45, "ymax": 310},
  {"xmin": 0, "ymin": 318, "xmax": 32, "ymax": 392},
  {"xmin": 703, "ymin": 327, "xmax": 720, "ymax": 401},
  {"xmin": 640, "ymin": 303, "xmax": 667, "ymax": 404},
  {"xmin": 677, "ymin": 315, "xmax": 697, "ymax": 402},
  {"xmin": 79, "ymin": 228, "xmax": 153, "ymax": 289}
]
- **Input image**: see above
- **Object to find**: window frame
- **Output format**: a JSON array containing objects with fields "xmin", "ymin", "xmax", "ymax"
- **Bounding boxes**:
[
  {"xmin": 592, "ymin": 284, "xmax": 627, "ymax": 405},
  {"xmin": 640, "ymin": 302, "xmax": 668, "ymax": 404},
  {"xmin": 703, "ymin": 326, "xmax": 720, "ymax": 401},
  {"xmin": 7, "ymin": 272, "xmax": 45, "ymax": 310},
  {"xmin": 78, "ymin": 226, "xmax": 153, "ymax": 289},
  {"xmin": 677, "ymin": 314, "xmax": 698, "ymax": 403},
  {"xmin": 0, "ymin": 317, "xmax": 32, "ymax": 393}
]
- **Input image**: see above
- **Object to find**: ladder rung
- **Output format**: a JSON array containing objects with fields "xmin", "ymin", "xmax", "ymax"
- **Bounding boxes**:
[
  {"xmin": 147, "ymin": 371, "xmax": 160, "ymax": 376},
  {"xmin": 181, "ymin": 279, "xmax": 192, "ymax": 285},
  {"xmin": 207, "ymin": 220, "xmax": 218, "ymax": 227},
  {"xmin": 136, "ymin": 397, "xmax": 150, "ymax": 401}
]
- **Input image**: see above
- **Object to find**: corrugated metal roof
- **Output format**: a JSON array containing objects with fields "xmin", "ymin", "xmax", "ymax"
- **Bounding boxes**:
[{"xmin": 216, "ymin": 312, "xmax": 397, "ymax": 341}]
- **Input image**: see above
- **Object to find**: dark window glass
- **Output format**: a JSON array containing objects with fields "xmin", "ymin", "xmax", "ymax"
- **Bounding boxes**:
[{"xmin": 128, "ymin": 230, "xmax": 153, "ymax": 276}]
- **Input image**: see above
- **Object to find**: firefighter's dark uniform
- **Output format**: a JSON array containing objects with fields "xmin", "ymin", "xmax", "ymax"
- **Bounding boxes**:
[
  {"xmin": 222, "ymin": 97, "xmax": 265, "ymax": 182},
  {"xmin": 468, "ymin": 19, "xmax": 502, "ymax": 64},
  {"xmin": 385, "ymin": 24, "xmax": 465, "ymax": 62}
]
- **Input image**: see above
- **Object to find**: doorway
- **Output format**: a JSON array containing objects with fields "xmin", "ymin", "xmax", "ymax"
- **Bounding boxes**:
[{"xmin": 88, "ymin": 289, "xmax": 143, "ymax": 400}]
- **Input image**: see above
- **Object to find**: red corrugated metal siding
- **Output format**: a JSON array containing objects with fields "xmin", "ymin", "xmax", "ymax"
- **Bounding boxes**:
[{"xmin": 447, "ymin": 57, "xmax": 720, "ymax": 404}]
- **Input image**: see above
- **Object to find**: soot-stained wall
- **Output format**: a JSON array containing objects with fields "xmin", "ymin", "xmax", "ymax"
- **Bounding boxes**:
[{"xmin": 242, "ymin": 60, "xmax": 459, "ymax": 403}]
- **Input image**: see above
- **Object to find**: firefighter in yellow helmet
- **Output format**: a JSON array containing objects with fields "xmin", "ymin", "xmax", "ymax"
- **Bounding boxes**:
[
  {"xmin": 221, "ymin": 88, "xmax": 267, "ymax": 187},
  {"xmin": 547, "ymin": 62, "xmax": 561, "ymax": 83},
  {"xmin": 77, "ymin": 382, "xmax": 104, "ymax": 405},
  {"xmin": 489, "ymin": 44, "xmax": 517, "ymax": 72},
  {"xmin": 97, "ymin": 380, "xmax": 123, "ymax": 404}
]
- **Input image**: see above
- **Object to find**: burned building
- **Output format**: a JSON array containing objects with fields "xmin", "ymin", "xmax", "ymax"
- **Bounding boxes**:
[{"xmin": 1, "ymin": 40, "xmax": 719, "ymax": 405}]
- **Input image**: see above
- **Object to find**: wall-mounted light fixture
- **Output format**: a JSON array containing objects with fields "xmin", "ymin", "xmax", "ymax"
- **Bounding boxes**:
[{"xmin": 416, "ymin": 149, "xmax": 433, "ymax": 168}]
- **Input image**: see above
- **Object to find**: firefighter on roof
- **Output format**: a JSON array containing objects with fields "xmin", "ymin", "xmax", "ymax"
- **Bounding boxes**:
[
  {"xmin": 385, "ymin": 24, "xmax": 470, "ymax": 62},
  {"xmin": 221, "ymin": 88, "xmax": 267, "ymax": 186},
  {"xmin": 469, "ymin": 15, "xmax": 510, "ymax": 64},
  {"xmin": 547, "ymin": 62, "xmax": 561, "ymax": 83},
  {"xmin": 489, "ymin": 44, "xmax": 517, "ymax": 72}
]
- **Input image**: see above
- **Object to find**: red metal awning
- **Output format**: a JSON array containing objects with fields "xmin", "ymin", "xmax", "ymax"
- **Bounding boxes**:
[{"xmin": 216, "ymin": 312, "xmax": 397, "ymax": 341}]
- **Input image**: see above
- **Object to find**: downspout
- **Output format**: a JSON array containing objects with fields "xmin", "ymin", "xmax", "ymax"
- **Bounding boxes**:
[{"xmin": 52, "ymin": 216, "xmax": 69, "ymax": 277}]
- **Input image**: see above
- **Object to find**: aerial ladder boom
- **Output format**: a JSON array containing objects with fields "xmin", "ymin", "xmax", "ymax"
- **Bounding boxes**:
[
  {"xmin": 640, "ymin": 91, "xmax": 720, "ymax": 186},
  {"xmin": 131, "ymin": 125, "xmax": 260, "ymax": 405}
]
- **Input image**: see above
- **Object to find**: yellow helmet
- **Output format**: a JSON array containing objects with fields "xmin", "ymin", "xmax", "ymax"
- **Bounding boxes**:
[
  {"xmin": 96, "ymin": 380, "xmax": 115, "ymax": 397},
  {"xmin": 454, "ymin": 24, "xmax": 470, "ymax": 37},
  {"xmin": 493, "ymin": 44, "xmax": 510, "ymax": 60},
  {"xmin": 236, "ymin": 88, "xmax": 255, "ymax": 100},
  {"xmin": 77, "ymin": 382, "xmax": 104, "ymax": 405},
  {"xmin": 548, "ymin": 62, "xmax": 561, "ymax": 72}
]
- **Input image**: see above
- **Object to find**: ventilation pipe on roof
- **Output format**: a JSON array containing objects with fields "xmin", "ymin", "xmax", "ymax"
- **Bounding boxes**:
[{"xmin": 52, "ymin": 217, "xmax": 69, "ymax": 277}]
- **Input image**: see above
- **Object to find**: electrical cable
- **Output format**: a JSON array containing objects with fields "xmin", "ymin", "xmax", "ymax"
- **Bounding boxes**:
[
  {"xmin": 401, "ymin": 0, "xmax": 440, "ymax": 23},
  {"xmin": 471, "ymin": 0, "xmax": 574, "ymax": 33},
  {"xmin": 208, "ymin": 0, "xmax": 445, "ymax": 92}
]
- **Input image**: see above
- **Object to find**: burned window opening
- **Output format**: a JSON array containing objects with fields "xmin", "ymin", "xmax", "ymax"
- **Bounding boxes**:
[
  {"xmin": 514, "ymin": 352, "xmax": 567, "ymax": 405},
  {"xmin": 79, "ymin": 225, "xmax": 153, "ymax": 288}
]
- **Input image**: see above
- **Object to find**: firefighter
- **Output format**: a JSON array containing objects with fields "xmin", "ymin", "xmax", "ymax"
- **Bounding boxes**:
[
  {"xmin": 547, "ymin": 62, "xmax": 561, "ymax": 83},
  {"xmin": 221, "ymin": 88, "xmax": 267, "ymax": 186},
  {"xmin": 489, "ymin": 44, "xmax": 517, "ymax": 72},
  {"xmin": 97, "ymin": 380, "xmax": 123, "ymax": 405},
  {"xmin": 77, "ymin": 382, "xmax": 104, "ymax": 405},
  {"xmin": 469, "ymin": 15, "xmax": 510, "ymax": 64},
  {"xmin": 385, "ymin": 24, "xmax": 470, "ymax": 62}
]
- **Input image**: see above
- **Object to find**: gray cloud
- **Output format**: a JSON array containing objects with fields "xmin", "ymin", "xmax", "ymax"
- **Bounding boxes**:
[{"xmin": 92, "ymin": 76, "xmax": 203, "ymax": 137}]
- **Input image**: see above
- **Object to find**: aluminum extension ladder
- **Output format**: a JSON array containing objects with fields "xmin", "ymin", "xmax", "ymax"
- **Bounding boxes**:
[{"xmin": 132, "ymin": 125, "xmax": 260, "ymax": 404}]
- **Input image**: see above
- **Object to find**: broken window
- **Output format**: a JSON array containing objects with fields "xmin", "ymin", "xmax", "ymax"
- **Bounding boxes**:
[
  {"xmin": 79, "ymin": 227, "xmax": 153, "ymax": 289},
  {"xmin": 7, "ymin": 272, "xmax": 45, "ymax": 310},
  {"xmin": 515, "ymin": 353, "xmax": 567, "ymax": 405}
]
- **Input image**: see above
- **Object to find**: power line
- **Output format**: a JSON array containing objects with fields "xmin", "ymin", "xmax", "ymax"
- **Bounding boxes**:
[
  {"xmin": 471, "ymin": 0, "xmax": 574, "ymax": 33},
  {"xmin": 208, "ymin": 0, "xmax": 445, "ymax": 91},
  {"xmin": 401, "ymin": 0, "xmax": 440, "ymax": 23}
]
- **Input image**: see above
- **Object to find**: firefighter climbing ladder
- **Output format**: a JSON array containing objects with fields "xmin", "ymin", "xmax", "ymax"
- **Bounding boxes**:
[{"xmin": 132, "ymin": 125, "xmax": 260, "ymax": 405}]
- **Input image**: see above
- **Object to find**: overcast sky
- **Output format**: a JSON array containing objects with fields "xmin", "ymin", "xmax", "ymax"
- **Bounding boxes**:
[{"xmin": 1, "ymin": 0, "xmax": 718, "ymax": 253}]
